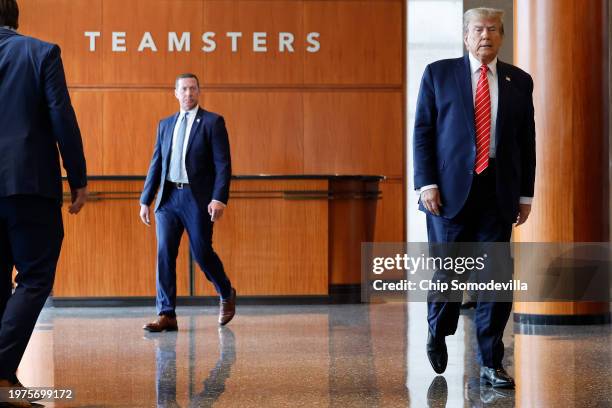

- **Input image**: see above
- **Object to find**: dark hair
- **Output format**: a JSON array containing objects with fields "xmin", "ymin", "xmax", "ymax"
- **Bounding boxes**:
[
  {"xmin": 175, "ymin": 73, "xmax": 200, "ymax": 89},
  {"xmin": 0, "ymin": 0, "xmax": 18, "ymax": 30}
]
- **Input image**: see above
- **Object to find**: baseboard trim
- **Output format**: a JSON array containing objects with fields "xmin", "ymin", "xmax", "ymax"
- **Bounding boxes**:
[
  {"xmin": 513, "ymin": 312, "xmax": 611, "ymax": 326},
  {"xmin": 51, "ymin": 285, "xmax": 363, "ymax": 307}
]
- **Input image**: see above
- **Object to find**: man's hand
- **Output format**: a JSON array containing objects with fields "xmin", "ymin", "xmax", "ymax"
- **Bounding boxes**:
[
  {"xmin": 208, "ymin": 201, "xmax": 225, "ymax": 222},
  {"xmin": 68, "ymin": 186, "xmax": 87, "ymax": 214},
  {"xmin": 515, "ymin": 203, "xmax": 531, "ymax": 226},
  {"xmin": 421, "ymin": 188, "xmax": 443, "ymax": 216},
  {"xmin": 140, "ymin": 204, "xmax": 151, "ymax": 226}
]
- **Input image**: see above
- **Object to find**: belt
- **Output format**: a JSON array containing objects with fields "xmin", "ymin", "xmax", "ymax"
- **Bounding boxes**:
[{"xmin": 166, "ymin": 181, "xmax": 190, "ymax": 189}]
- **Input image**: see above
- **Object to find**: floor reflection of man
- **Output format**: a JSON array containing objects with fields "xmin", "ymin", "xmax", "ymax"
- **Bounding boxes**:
[
  {"xmin": 146, "ymin": 326, "xmax": 236, "ymax": 408},
  {"xmin": 189, "ymin": 327, "xmax": 236, "ymax": 408}
]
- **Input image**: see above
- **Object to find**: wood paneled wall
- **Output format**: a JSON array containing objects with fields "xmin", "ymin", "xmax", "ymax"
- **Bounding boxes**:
[
  {"xmin": 194, "ymin": 179, "xmax": 330, "ymax": 296},
  {"xmin": 19, "ymin": 0, "xmax": 404, "ymax": 177},
  {"xmin": 55, "ymin": 179, "xmax": 331, "ymax": 296},
  {"xmin": 18, "ymin": 0, "xmax": 405, "ymax": 296},
  {"xmin": 54, "ymin": 180, "xmax": 192, "ymax": 297}
]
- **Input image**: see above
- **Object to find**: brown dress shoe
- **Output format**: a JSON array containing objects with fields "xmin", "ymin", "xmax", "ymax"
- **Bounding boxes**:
[
  {"xmin": 143, "ymin": 315, "xmax": 178, "ymax": 332},
  {"xmin": 218, "ymin": 288, "xmax": 236, "ymax": 326},
  {"xmin": 0, "ymin": 379, "xmax": 32, "ymax": 407}
]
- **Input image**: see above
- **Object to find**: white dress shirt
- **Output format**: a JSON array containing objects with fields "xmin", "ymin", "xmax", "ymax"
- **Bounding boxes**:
[{"xmin": 167, "ymin": 105, "xmax": 199, "ymax": 184}]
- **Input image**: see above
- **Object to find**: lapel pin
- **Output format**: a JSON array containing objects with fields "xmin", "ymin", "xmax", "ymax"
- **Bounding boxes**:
[
  {"xmin": 505, "ymin": 76, "xmax": 511, "ymax": 81},
  {"xmin": 197, "ymin": 118, "xmax": 200, "ymax": 123}
]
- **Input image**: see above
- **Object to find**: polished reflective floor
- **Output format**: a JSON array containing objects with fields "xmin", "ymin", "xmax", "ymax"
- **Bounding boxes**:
[{"xmin": 12, "ymin": 303, "xmax": 612, "ymax": 407}]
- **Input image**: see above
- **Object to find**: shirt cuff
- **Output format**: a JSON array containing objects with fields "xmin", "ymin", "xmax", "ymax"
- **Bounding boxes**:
[
  {"xmin": 212, "ymin": 199, "xmax": 227, "ymax": 208},
  {"xmin": 417, "ymin": 184, "xmax": 438, "ymax": 195},
  {"xmin": 519, "ymin": 196, "xmax": 533, "ymax": 205}
]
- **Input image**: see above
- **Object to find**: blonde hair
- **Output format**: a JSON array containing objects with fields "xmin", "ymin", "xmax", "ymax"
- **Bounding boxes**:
[{"xmin": 463, "ymin": 7, "xmax": 504, "ymax": 36}]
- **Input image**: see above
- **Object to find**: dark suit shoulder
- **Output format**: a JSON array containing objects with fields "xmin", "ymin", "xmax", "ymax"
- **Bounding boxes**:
[
  {"xmin": 161, "ymin": 113, "xmax": 176, "ymax": 122},
  {"xmin": 200, "ymin": 108, "xmax": 223, "ymax": 121},
  {"xmin": 427, "ymin": 57, "xmax": 464, "ymax": 68},
  {"xmin": 5, "ymin": 32, "xmax": 56, "ymax": 54},
  {"xmin": 425, "ymin": 57, "xmax": 464, "ymax": 73},
  {"xmin": 160, "ymin": 113, "xmax": 177, "ymax": 125},
  {"xmin": 499, "ymin": 61, "xmax": 533, "ymax": 82}
]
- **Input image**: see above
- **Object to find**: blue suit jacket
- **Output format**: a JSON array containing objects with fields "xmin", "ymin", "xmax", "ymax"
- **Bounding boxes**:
[
  {"xmin": 0, "ymin": 28, "xmax": 87, "ymax": 201},
  {"xmin": 140, "ymin": 107, "xmax": 232, "ymax": 211},
  {"xmin": 413, "ymin": 55, "xmax": 536, "ymax": 223}
]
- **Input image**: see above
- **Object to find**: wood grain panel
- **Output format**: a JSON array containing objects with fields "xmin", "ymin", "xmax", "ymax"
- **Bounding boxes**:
[
  {"xmin": 54, "ymin": 180, "xmax": 190, "ymax": 297},
  {"xmin": 304, "ymin": 1, "xmax": 403, "ymax": 85},
  {"xmin": 203, "ymin": 1, "xmax": 304, "ymax": 84},
  {"xmin": 374, "ymin": 179, "xmax": 404, "ymax": 242},
  {"xmin": 513, "ymin": 0, "xmax": 609, "ymax": 318},
  {"xmin": 303, "ymin": 92, "xmax": 403, "ymax": 176},
  {"xmin": 101, "ymin": 0, "xmax": 204, "ymax": 85},
  {"xmin": 70, "ymin": 91, "xmax": 104, "ymax": 175},
  {"xmin": 204, "ymin": 92, "xmax": 304, "ymax": 174},
  {"xmin": 102, "ymin": 91, "xmax": 177, "ymax": 175},
  {"xmin": 328, "ymin": 180, "xmax": 380, "ymax": 285},
  {"xmin": 14, "ymin": 0, "xmax": 406, "ymax": 298},
  {"xmin": 194, "ymin": 180, "xmax": 329, "ymax": 296},
  {"xmin": 513, "ymin": 0, "xmax": 608, "ymax": 243},
  {"xmin": 18, "ymin": 0, "xmax": 103, "ymax": 85}
]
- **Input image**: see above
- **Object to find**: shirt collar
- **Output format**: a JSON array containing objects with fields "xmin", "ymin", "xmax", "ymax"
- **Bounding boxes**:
[
  {"xmin": 180, "ymin": 105, "xmax": 199, "ymax": 117},
  {"xmin": 1, "ymin": 26, "xmax": 15, "ymax": 31},
  {"xmin": 468, "ymin": 52, "xmax": 497, "ymax": 76}
]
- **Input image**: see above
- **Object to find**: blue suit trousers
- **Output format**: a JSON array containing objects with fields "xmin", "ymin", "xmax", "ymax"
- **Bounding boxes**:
[
  {"xmin": 0, "ymin": 196, "xmax": 63, "ymax": 379},
  {"xmin": 155, "ymin": 185, "xmax": 232, "ymax": 315},
  {"xmin": 426, "ymin": 163, "xmax": 513, "ymax": 368}
]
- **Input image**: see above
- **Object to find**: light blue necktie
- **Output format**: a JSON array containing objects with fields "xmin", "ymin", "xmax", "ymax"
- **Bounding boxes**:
[{"xmin": 169, "ymin": 112, "xmax": 188, "ymax": 182}]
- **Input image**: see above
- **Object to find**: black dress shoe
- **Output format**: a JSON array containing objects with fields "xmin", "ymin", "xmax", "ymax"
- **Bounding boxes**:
[
  {"xmin": 427, "ymin": 332, "xmax": 448, "ymax": 374},
  {"xmin": 480, "ymin": 366, "xmax": 515, "ymax": 388}
]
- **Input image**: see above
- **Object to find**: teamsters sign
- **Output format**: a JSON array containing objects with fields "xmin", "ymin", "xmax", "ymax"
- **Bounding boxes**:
[{"xmin": 83, "ymin": 31, "xmax": 321, "ymax": 53}]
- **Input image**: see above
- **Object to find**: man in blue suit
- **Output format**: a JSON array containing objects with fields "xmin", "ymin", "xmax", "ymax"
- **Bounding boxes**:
[
  {"xmin": 140, "ymin": 73, "xmax": 235, "ymax": 332},
  {"xmin": 0, "ymin": 0, "xmax": 87, "ymax": 399},
  {"xmin": 413, "ymin": 8, "xmax": 535, "ymax": 388}
]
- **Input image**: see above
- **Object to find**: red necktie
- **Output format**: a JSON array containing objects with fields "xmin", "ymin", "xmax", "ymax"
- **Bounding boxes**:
[{"xmin": 474, "ymin": 64, "xmax": 491, "ymax": 174}]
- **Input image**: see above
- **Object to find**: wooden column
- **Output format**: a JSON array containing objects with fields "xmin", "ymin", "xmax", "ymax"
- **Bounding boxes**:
[{"xmin": 513, "ymin": 0, "xmax": 609, "ymax": 322}]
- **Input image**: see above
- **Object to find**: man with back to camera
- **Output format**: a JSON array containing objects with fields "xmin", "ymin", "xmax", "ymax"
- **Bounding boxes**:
[
  {"xmin": 413, "ymin": 8, "xmax": 536, "ymax": 388},
  {"xmin": 0, "ymin": 0, "xmax": 88, "ymax": 405},
  {"xmin": 140, "ymin": 73, "xmax": 236, "ymax": 332}
]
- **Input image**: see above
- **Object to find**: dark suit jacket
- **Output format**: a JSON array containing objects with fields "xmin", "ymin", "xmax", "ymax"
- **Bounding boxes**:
[
  {"xmin": 140, "ymin": 107, "xmax": 232, "ymax": 211},
  {"xmin": 0, "ymin": 28, "xmax": 87, "ymax": 201},
  {"xmin": 413, "ymin": 54, "xmax": 536, "ymax": 223}
]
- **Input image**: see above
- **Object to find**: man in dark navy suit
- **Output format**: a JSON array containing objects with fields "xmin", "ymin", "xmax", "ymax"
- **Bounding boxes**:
[
  {"xmin": 413, "ymin": 8, "xmax": 535, "ymax": 388},
  {"xmin": 0, "ymin": 0, "xmax": 87, "ymax": 400},
  {"xmin": 140, "ymin": 73, "xmax": 235, "ymax": 332}
]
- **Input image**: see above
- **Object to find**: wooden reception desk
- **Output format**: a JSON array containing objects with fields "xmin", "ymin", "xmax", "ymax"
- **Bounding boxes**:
[{"xmin": 53, "ymin": 175, "xmax": 383, "ymax": 300}]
